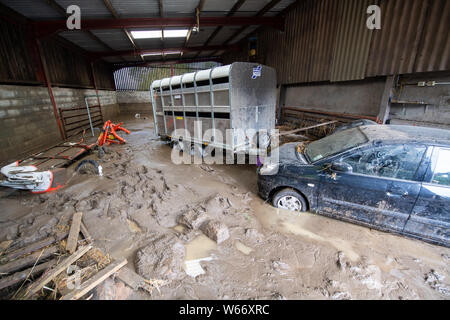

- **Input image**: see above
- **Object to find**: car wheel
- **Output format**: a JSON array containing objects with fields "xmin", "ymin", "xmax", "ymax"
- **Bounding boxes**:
[{"xmin": 272, "ymin": 188, "xmax": 307, "ymax": 212}]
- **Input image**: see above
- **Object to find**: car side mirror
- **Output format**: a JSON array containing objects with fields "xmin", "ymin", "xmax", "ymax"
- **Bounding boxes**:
[{"xmin": 331, "ymin": 161, "xmax": 353, "ymax": 173}]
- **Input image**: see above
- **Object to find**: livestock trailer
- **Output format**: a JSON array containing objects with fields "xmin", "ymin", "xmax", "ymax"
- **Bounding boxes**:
[{"xmin": 150, "ymin": 62, "xmax": 277, "ymax": 155}]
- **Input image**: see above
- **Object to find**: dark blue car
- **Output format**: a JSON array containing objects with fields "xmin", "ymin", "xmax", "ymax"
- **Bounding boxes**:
[{"xmin": 257, "ymin": 125, "xmax": 450, "ymax": 247}]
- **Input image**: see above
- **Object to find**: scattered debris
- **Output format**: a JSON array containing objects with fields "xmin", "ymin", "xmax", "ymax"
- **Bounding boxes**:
[
  {"xmin": 135, "ymin": 235, "xmax": 185, "ymax": 281},
  {"xmin": 61, "ymin": 258, "xmax": 127, "ymax": 300},
  {"xmin": 94, "ymin": 278, "xmax": 133, "ymax": 300},
  {"xmin": 0, "ymin": 259, "xmax": 57, "ymax": 291},
  {"xmin": 0, "ymin": 245, "xmax": 59, "ymax": 275},
  {"xmin": 1, "ymin": 232, "xmax": 66, "ymax": 263},
  {"xmin": 66, "ymin": 212, "xmax": 83, "ymax": 254},
  {"xmin": 184, "ymin": 257, "xmax": 214, "ymax": 278},
  {"xmin": 235, "ymin": 241, "xmax": 253, "ymax": 255},
  {"xmin": 75, "ymin": 160, "xmax": 102, "ymax": 176},
  {"xmin": 199, "ymin": 165, "xmax": 214, "ymax": 173},
  {"xmin": 97, "ymin": 120, "xmax": 130, "ymax": 146},
  {"xmin": 116, "ymin": 266, "xmax": 146, "ymax": 291},
  {"xmin": 0, "ymin": 240, "xmax": 13, "ymax": 257},
  {"xmin": 178, "ymin": 209, "xmax": 209, "ymax": 230},
  {"xmin": 23, "ymin": 244, "xmax": 93, "ymax": 298},
  {"xmin": 200, "ymin": 220, "xmax": 229, "ymax": 244},
  {"xmin": 425, "ymin": 270, "xmax": 450, "ymax": 296}
]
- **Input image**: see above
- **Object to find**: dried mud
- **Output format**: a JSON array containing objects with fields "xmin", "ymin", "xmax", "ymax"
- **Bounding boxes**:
[{"xmin": 0, "ymin": 116, "xmax": 449, "ymax": 300}]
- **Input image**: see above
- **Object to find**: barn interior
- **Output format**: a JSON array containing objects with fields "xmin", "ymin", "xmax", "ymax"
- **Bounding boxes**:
[{"xmin": 0, "ymin": 0, "xmax": 449, "ymax": 301}]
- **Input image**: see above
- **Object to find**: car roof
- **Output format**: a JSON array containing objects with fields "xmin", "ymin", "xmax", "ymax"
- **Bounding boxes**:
[{"xmin": 358, "ymin": 125, "xmax": 450, "ymax": 145}]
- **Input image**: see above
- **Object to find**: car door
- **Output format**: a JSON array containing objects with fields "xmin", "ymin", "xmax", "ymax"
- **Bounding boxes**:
[
  {"xmin": 317, "ymin": 143, "xmax": 427, "ymax": 233},
  {"xmin": 404, "ymin": 147, "xmax": 450, "ymax": 245}
]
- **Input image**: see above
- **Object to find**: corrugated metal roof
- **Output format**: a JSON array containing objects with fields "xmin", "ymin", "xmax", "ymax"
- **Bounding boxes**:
[
  {"xmin": 91, "ymin": 29, "xmax": 135, "ymax": 51},
  {"xmin": 329, "ymin": 0, "xmax": 378, "ymax": 82},
  {"xmin": 0, "ymin": 0, "xmax": 63, "ymax": 20},
  {"xmin": 208, "ymin": 26, "xmax": 243, "ymax": 46},
  {"xmin": 237, "ymin": 0, "xmax": 271, "ymax": 14},
  {"xmin": 201, "ymin": 0, "xmax": 239, "ymax": 16},
  {"xmin": 163, "ymin": 0, "xmax": 199, "ymax": 17},
  {"xmin": 187, "ymin": 27, "xmax": 216, "ymax": 46},
  {"xmin": 59, "ymin": 31, "xmax": 108, "ymax": 51},
  {"xmin": 55, "ymin": 0, "xmax": 112, "ymax": 19},
  {"xmin": 109, "ymin": 0, "xmax": 160, "ymax": 18}
]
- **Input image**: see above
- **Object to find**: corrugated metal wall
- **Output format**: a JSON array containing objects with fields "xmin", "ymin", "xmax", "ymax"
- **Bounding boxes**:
[
  {"xmin": 224, "ymin": 0, "xmax": 450, "ymax": 85},
  {"xmin": 0, "ymin": 17, "xmax": 115, "ymax": 90},
  {"xmin": 329, "ymin": 0, "xmax": 378, "ymax": 81},
  {"xmin": 0, "ymin": 18, "xmax": 39, "ymax": 84}
]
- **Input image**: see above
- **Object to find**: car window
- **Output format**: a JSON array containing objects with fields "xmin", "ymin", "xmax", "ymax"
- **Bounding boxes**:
[
  {"xmin": 340, "ymin": 144, "xmax": 426, "ymax": 181},
  {"xmin": 432, "ymin": 148, "xmax": 450, "ymax": 186},
  {"xmin": 305, "ymin": 127, "xmax": 368, "ymax": 162}
]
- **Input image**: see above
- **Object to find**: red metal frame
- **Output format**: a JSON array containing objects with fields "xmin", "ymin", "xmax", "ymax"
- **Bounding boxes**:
[{"xmin": 59, "ymin": 105, "xmax": 104, "ymax": 139}]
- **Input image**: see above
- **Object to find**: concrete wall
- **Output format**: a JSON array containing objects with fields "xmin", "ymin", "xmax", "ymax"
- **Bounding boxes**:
[
  {"xmin": 282, "ymin": 71, "xmax": 450, "ymax": 129},
  {"xmin": 284, "ymin": 78, "xmax": 386, "ymax": 117},
  {"xmin": 116, "ymin": 91, "xmax": 153, "ymax": 115},
  {"xmin": 0, "ymin": 85, "xmax": 119, "ymax": 164},
  {"xmin": 389, "ymin": 72, "xmax": 450, "ymax": 129}
]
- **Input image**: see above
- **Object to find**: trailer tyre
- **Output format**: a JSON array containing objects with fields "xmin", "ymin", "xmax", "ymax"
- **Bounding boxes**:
[{"xmin": 272, "ymin": 188, "xmax": 307, "ymax": 212}]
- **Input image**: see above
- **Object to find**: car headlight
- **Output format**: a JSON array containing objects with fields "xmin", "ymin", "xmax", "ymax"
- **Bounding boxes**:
[{"xmin": 259, "ymin": 161, "xmax": 279, "ymax": 175}]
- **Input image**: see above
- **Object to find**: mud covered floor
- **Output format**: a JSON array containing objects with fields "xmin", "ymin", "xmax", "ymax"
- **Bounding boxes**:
[{"xmin": 1, "ymin": 116, "xmax": 449, "ymax": 300}]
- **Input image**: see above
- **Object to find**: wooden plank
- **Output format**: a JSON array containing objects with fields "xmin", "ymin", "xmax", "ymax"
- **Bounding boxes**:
[
  {"xmin": 66, "ymin": 212, "xmax": 83, "ymax": 253},
  {"xmin": 276, "ymin": 120, "xmax": 338, "ymax": 137},
  {"xmin": 377, "ymin": 75, "xmax": 395, "ymax": 124},
  {"xmin": 80, "ymin": 222, "xmax": 92, "ymax": 241},
  {"xmin": 61, "ymin": 258, "xmax": 127, "ymax": 300},
  {"xmin": 0, "ymin": 245, "xmax": 59, "ymax": 275},
  {"xmin": 1, "ymin": 232, "xmax": 67, "ymax": 263},
  {"xmin": 0, "ymin": 259, "xmax": 57, "ymax": 290},
  {"xmin": 0, "ymin": 240, "xmax": 13, "ymax": 257},
  {"xmin": 24, "ymin": 244, "xmax": 92, "ymax": 298},
  {"xmin": 116, "ymin": 266, "xmax": 145, "ymax": 291}
]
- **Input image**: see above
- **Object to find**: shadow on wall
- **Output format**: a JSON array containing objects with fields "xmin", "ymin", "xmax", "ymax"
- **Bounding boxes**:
[{"xmin": 116, "ymin": 91, "xmax": 153, "ymax": 115}]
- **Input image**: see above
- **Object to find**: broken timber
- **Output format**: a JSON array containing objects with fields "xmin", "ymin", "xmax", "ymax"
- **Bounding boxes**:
[
  {"xmin": 276, "ymin": 120, "xmax": 338, "ymax": 137},
  {"xmin": 66, "ymin": 212, "xmax": 83, "ymax": 253},
  {"xmin": 0, "ymin": 259, "xmax": 57, "ymax": 290},
  {"xmin": 0, "ymin": 245, "xmax": 59, "ymax": 275},
  {"xmin": 23, "ymin": 244, "xmax": 92, "ymax": 298},
  {"xmin": 61, "ymin": 258, "xmax": 127, "ymax": 300},
  {"xmin": 1, "ymin": 232, "xmax": 67, "ymax": 263},
  {"xmin": 116, "ymin": 266, "xmax": 146, "ymax": 291},
  {"xmin": 80, "ymin": 221, "xmax": 92, "ymax": 242}
]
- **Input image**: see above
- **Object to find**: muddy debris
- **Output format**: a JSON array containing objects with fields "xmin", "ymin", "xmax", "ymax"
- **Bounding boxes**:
[
  {"xmin": 425, "ymin": 270, "xmax": 450, "ymax": 297},
  {"xmin": 178, "ymin": 209, "xmax": 209, "ymax": 230},
  {"xmin": 94, "ymin": 278, "xmax": 133, "ymax": 300},
  {"xmin": 135, "ymin": 235, "xmax": 186, "ymax": 281},
  {"xmin": 201, "ymin": 220, "xmax": 230, "ymax": 244}
]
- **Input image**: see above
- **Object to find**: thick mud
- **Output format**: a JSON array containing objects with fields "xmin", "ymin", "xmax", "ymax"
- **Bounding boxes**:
[{"xmin": 0, "ymin": 117, "xmax": 449, "ymax": 300}]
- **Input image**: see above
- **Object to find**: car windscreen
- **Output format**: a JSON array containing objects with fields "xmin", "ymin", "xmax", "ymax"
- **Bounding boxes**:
[{"xmin": 305, "ymin": 127, "xmax": 368, "ymax": 162}]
